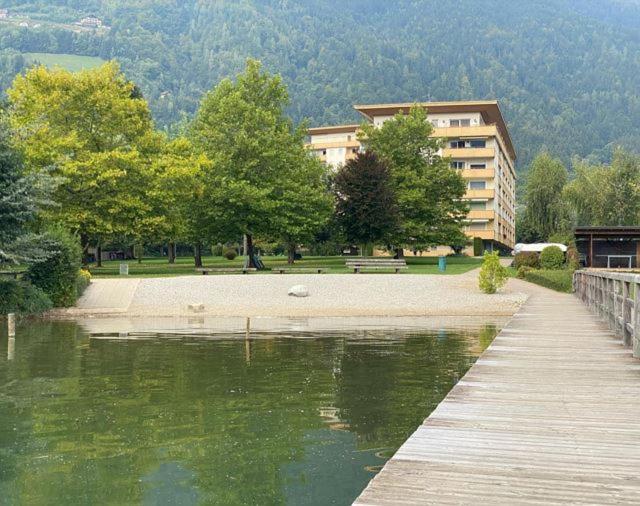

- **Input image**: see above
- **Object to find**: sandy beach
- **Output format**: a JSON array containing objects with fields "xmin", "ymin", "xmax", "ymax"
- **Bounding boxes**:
[{"xmin": 52, "ymin": 269, "xmax": 528, "ymax": 320}]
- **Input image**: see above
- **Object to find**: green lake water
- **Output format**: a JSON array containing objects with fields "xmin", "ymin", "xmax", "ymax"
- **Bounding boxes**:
[{"xmin": 0, "ymin": 320, "xmax": 499, "ymax": 505}]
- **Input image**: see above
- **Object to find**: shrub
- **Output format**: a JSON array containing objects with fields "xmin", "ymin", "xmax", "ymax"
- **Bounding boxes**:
[
  {"xmin": 516, "ymin": 265, "xmax": 533, "ymax": 279},
  {"xmin": 27, "ymin": 227, "xmax": 82, "ymax": 307},
  {"xmin": 514, "ymin": 251, "xmax": 540, "ymax": 269},
  {"xmin": 565, "ymin": 245, "xmax": 580, "ymax": 270},
  {"xmin": 0, "ymin": 279, "xmax": 52, "ymax": 316},
  {"xmin": 479, "ymin": 251, "xmax": 508, "ymax": 294},
  {"xmin": 76, "ymin": 269, "xmax": 92, "ymax": 298},
  {"xmin": 539, "ymin": 246, "xmax": 565, "ymax": 270},
  {"xmin": 223, "ymin": 248, "xmax": 237, "ymax": 260},
  {"xmin": 211, "ymin": 243, "xmax": 224, "ymax": 256},
  {"xmin": 473, "ymin": 237, "xmax": 483, "ymax": 256},
  {"xmin": 524, "ymin": 269, "xmax": 574, "ymax": 293}
]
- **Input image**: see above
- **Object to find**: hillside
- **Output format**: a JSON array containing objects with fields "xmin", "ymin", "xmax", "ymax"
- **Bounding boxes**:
[{"xmin": 1, "ymin": 0, "xmax": 640, "ymax": 170}]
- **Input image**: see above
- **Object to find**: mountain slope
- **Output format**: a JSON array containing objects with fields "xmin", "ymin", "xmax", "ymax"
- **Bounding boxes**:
[{"xmin": 1, "ymin": 0, "xmax": 640, "ymax": 169}]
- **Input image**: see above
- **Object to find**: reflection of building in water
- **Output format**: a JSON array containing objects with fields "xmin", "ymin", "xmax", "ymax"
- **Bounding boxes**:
[{"xmin": 318, "ymin": 407, "xmax": 350, "ymax": 431}]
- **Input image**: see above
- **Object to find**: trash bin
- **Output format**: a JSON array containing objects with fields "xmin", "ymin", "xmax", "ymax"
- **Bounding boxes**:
[
  {"xmin": 119, "ymin": 263, "xmax": 129, "ymax": 276},
  {"xmin": 438, "ymin": 256, "xmax": 446, "ymax": 272}
]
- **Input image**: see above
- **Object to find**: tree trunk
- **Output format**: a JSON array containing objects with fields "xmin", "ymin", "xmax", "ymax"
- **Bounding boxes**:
[
  {"xmin": 96, "ymin": 244, "xmax": 102, "ymax": 268},
  {"xmin": 168, "ymin": 242, "xmax": 176, "ymax": 264},
  {"xmin": 394, "ymin": 247, "xmax": 404, "ymax": 260},
  {"xmin": 287, "ymin": 243, "xmax": 296, "ymax": 265},
  {"xmin": 245, "ymin": 234, "xmax": 257, "ymax": 268},
  {"xmin": 194, "ymin": 243, "xmax": 203, "ymax": 268},
  {"xmin": 81, "ymin": 233, "xmax": 90, "ymax": 265}
]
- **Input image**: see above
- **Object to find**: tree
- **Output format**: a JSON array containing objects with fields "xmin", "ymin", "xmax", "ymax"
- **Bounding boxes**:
[
  {"xmin": 521, "ymin": 152, "xmax": 570, "ymax": 241},
  {"xmin": 0, "ymin": 109, "xmax": 55, "ymax": 265},
  {"xmin": 333, "ymin": 152, "xmax": 400, "ymax": 255},
  {"xmin": 274, "ymin": 155, "xmax": 333, "ymax": 264},
  {"xmin": 190, "ymin": 59, "xmax": 327, "ymax": 269},
  {"xmin": 564, "ymin": 150, "xmax": 640, "ymax": 226},
  {"xmin": 7, "ymin": 62, "xmax": 158, "ymax": 265},
  {"xmin": 359, "ymin": 106, "xmax": 468, "ymax": 256}
]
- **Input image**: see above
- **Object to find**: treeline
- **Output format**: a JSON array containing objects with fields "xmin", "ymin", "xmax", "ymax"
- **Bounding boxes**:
[
  {"xmin": 518, "ymin": 151, "xmax": 640, "ymax": 243},
  {"xmin": 2, "ymin": 1, "xmax": 640, "ymax": 168},
  {"xmin": 0, "ymin": 61, "xmax": 468, "ymax": 313}
]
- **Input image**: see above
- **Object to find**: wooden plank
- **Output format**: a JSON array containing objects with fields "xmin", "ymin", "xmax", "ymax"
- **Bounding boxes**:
[{"xmin": 355, "ymin": 281, "xmax": 640, "ymax": 505}]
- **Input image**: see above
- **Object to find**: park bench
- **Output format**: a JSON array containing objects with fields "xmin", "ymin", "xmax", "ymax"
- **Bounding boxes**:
[
  {"xmin": 272, "ymin": 267, "xmax": 326, "ymax": 274},
  {"xmin": 196, "ymin": 267, "xmax": 257, "ymax": 275},
  {"xmin": 345, "ymin": 258, "xmax": 408, "ymax": 273}
]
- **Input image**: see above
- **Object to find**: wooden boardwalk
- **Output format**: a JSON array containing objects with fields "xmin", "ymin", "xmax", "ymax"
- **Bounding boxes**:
[{"xmin": 355, "ymin": 281, "xmax": 640, "ymax": 505}]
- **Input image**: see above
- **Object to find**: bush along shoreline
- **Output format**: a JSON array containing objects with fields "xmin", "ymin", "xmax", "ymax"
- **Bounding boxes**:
[
  {"xmin": 514, "ymin": 245, "xmax": 576, "ymax": 293},
  {"xmin": 0, "ymin": 229, "xmax": 90, "ymax": 317}
]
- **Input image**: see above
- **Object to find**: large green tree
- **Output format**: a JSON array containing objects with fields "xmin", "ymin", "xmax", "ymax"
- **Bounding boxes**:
[
  {"xmin": 359, "ymin": 106, "xmax": 468, "ymax": 256},
  {"xmin": 521, "ymin": 152, "xmax": 571, "ymax": 241},
  {"xmin": 333, "ymin": 151, "xmax": 400, "ymax": 255},
  {"xmin": 0, "ymin": 109, "xmax": 54, "ymax": 265},
  {"xmin": 564, "ymin": 150, "xmax": 640, "ymax": 226},
  {"xmin": 7, "ymin": 62, "xmax": 159, "ymax": 265},
  {"xmin": 190, "ymin": 59, "xmax": 330, "ymax": 268}
]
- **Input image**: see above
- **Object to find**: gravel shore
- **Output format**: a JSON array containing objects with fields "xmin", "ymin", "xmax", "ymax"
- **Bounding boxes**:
[{"xmin": 55, "ymin": 269, "xmax": 527, "ymax": 319}]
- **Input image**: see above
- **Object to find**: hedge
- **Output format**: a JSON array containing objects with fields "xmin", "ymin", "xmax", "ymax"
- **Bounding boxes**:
[{"xmin": 524, "ymin": 269, "xmax": 574, "ymax": 293}]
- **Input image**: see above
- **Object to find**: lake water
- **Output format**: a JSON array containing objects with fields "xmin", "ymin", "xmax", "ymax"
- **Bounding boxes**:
[{"xmin": 0, "ymin": 320, "xmax": 499, "ymax": 505}]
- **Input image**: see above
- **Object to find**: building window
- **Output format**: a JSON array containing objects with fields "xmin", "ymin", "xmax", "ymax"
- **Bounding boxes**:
[
  {"xmin": 451, "ymin": 161, "xmax": 465, "ymax": 170},
  {"xmin": 470, "ymin": 163, "xmax": 486, "ymax": 169},
  {"xmin": 347, "ymin": 135, "xmax": 352, "ymax": 141},
  {"xmin": 468, "ymin": 222, "xmax": 487, "ymax": 231},
  {"xmin": 450, "ymin": 119, "xmax": 471, "ymax": 127},
  {"xmin": 469, "ymin": 181, "xmax": 486, "ymax": 190},
  {"xmin": 469, "ymin": 139, "xmax": 486, "ymax": 148},
  {"xmin": 450, "ymin": 140, "xmax": 466, "ymax": 149},
  {"xmin": 431, "ymin": 120, "xmax": 439, "ymax": 127}
]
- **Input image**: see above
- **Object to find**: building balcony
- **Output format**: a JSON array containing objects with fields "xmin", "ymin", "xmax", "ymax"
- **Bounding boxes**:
[
  {"xmin": 306, "ymin": 140, "xmax": 361, "ymax": 150},
  {"xmin": 467, "ymin": 210, "xmax": 494, "ymax": 220},
  {"xmin": 464, "ymin": 230, "xmax": 495, "ymax": 241},
  {"xmin": 433, "ymin": 125, "xmax": 498, "ymax": 138},
  {"xmin": 461, "ymin": 168, "xmax": 494, "ymax": 179},
  {"xmin": 465, "ymin": 189, "xmax": 494, "ymax": 199},
  {"xmin": 443, "ymin": 147, "xmax": 495, "ymax": 159}
]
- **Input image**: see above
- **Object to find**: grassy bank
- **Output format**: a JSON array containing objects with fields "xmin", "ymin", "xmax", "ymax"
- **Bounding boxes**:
[
  {"xmin": 522, "ymin": 269, "xmax": 574, "ymax": 293},
  {"xmin": 86, "ymin": 255, "xmax": 484, "ymax": 278}
]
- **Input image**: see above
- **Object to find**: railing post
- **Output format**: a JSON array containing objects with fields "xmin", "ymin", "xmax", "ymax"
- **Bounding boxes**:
[
  {"xmin": 623, "ymin": 280, "xmax": 632, "ymax": 346},
  {"xmin": 634, "ymin": 280, "xmax": 640, "ymax": 359}
]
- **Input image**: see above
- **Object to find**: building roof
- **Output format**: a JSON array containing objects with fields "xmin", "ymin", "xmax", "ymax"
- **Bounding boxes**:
[
  {"xmin": 353, "ymin": 100, "xmax": 516, "ymax": 160},
  {"xmin": 575, "ymin": 226, "xmax": 640, "ymax": 236},
  {"xmin": 307, "ymin": 124, "xmax": 360, "ymax": 136}
]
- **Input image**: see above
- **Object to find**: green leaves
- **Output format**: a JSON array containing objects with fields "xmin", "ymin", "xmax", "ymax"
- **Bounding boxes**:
[{"xmin": 360, "ymin": 106, "xmax": 468, "ymax": 249}]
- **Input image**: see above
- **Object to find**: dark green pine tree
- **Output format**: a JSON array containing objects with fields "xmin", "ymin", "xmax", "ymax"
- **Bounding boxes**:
[{"xmin": 333, "ymin": 151, "xmax": 401, "ymax": 255}]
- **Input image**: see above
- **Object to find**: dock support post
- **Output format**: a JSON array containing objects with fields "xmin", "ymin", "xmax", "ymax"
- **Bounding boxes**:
[{"xmin": 634, "ymin": 281, "xmax": 640, "ymax": 359}]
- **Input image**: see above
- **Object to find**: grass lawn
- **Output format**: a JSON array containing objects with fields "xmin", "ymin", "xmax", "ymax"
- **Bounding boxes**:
[
  {"xmin": 86, "ymin": 255, "xmax": 484, "ymax": 278},
  {"xmin": 23, "ymin": 53, "xmax": 107, "ymax": 72}
]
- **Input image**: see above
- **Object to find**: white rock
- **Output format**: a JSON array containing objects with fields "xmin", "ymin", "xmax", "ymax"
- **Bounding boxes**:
[{"xmin": 288, "ymin": 285, "xmax": 309, "ymax": 297}]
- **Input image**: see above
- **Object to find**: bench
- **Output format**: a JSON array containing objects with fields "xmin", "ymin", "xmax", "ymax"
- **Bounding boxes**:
[
  {"xmin": 196, "ymin": 268, "xmax": 257, "ymax": 275},
  {"xmin": 345, "ymin": 259, "xmax": 408, "ymax": 273},
  {"xmin": 272, "ymin": 267, "xmax": 326, "ymax": 274}
]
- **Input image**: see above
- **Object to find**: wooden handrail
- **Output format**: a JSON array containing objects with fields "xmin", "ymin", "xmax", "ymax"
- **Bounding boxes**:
[{"xmin": 573, "ymin": 270, "xmax": 640, "ymax": 358}]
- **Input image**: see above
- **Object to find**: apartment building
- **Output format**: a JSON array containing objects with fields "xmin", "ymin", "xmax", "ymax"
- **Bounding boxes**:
[{"xmin": 307, "ymin": 100, "xmax": 517, "ymax": 253}]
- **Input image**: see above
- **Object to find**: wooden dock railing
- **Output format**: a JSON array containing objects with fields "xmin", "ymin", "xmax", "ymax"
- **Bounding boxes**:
[{"xmin": 574, "ymin": 270, "xmax": 640, "ymax": 357}]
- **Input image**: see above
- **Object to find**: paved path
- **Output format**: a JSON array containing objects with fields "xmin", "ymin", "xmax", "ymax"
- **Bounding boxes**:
[{"xmin": 355, "ymin": 280, "xmax": 640, "ymax": 505}]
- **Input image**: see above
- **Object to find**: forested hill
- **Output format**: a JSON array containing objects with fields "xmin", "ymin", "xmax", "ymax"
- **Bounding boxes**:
[{"xmin": 1, "ymin": 0, "xmax": 640, "ymax": 170}]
